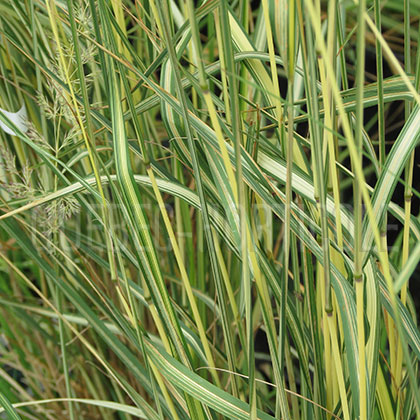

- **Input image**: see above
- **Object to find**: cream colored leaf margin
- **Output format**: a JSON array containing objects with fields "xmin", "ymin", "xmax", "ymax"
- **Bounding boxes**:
[{"xmin": 0, "ymin": 104, "xmax": 28, "ymax": 135}]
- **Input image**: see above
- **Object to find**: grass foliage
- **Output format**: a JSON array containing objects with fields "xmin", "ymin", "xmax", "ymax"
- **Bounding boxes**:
[{"xmin": 0, "ymin": 0, "xmax": 420, "ymax": 419}]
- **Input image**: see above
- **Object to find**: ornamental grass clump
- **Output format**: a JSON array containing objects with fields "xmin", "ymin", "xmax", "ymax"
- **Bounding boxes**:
[{"xmin": 0, "ymin": 0, "xmax": 419, "ymax": 419}]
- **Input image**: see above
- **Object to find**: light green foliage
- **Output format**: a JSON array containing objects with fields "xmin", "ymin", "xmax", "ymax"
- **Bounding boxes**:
[{"xmin": 0, "ymin": 0, "xmax": 419, "ymax": 419}]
